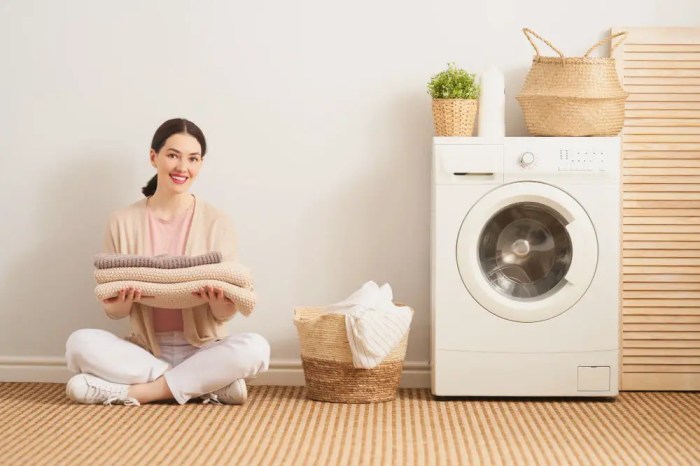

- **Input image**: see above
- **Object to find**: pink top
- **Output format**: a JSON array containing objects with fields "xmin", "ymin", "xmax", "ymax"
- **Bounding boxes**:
[{"xmin": 146, "ymin": 198, "xmax": 196, "ymax": 332}]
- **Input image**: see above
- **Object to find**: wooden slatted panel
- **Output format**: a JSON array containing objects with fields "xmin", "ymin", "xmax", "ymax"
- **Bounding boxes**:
[{"xmin": 614, "ymin": 27, "xmax": 700, "ymax": 391}]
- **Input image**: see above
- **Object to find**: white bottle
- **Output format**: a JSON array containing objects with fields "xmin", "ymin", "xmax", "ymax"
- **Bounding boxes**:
[{"xmin": 478, "ymin": 65, "xmax": 506, "ymax": 138}]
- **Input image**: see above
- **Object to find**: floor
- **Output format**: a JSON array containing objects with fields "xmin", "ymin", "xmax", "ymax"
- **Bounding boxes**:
[{"xmin": 1, "ymin": 383, "xmax": 699, "ymax": 465}]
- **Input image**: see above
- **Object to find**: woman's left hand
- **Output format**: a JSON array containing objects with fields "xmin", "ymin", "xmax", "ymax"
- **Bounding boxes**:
[{"xmin": 192, "ymin": 286, "xmax": 236, "ymax": 318}]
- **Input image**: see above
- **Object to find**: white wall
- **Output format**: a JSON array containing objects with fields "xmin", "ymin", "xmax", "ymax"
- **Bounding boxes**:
[{"xmin": 1, "ymin": 0, "xmax": 698, "ymax": 385}]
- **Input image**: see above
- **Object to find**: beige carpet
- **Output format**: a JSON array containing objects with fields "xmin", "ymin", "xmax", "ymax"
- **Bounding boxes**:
[{"xmin": 1, "ymin": 383, "xmax": 698, "ymax": 465}]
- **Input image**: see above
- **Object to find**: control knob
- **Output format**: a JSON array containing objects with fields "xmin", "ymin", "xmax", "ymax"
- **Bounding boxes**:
[{"xmin": 520, "ymin": 152, "xmax": 535, "ymax": 168}]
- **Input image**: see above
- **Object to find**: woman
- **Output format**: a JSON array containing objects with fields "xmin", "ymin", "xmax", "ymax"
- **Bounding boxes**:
[{"xmin": 65, "ymin": 118, "xmax": 270, "ymax": 406}]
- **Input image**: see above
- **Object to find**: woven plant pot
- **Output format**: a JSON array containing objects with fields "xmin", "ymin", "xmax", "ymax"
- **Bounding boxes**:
[
  {"xmin": 293, "ymin": 305, "xmax": 412, "ymax": 403},
  {"xmin": 516, "ymin": 28, "xmax": 628, "ymax": 136},
  {"xmin": 432, "ymin": 99, "xmax": 477, "ymax": 136}
]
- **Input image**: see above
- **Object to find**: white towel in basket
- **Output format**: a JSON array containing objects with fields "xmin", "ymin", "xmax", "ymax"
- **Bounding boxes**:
[{"xmin": 326, "ymin": 281, "xmax": 412, "ymax": 369}]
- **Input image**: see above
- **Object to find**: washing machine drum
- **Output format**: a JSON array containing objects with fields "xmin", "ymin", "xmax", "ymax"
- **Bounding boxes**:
[
  {"xmin": 457, "ymin": 182, "xmax": 598, "ymax": 322},
  {"xmin": 479, "ymin": 202, "xmax": 573, "ymax": 299}
]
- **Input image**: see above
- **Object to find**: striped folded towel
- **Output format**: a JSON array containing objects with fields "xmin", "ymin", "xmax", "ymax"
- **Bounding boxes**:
[
  {"xmin": 94, "ymin": 262, "xmax": 253, "ymax": 289},
  {"xmin": 325, "ymin": 281, "xmax": 412, "ymax": 369},
  {"xmin": 94, "ymin": 252, "xmax": 222, "ymax": 270},
  {"xmin": 95, "ymin": 280, "xmax": 256, "ymax": 315}
]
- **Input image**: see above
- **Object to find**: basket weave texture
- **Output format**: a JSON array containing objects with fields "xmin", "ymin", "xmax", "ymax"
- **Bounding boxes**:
[
  {"xmin": 516, "ymin": 28, "xmax": 628, "ymax": 136},
  {"xmin": 432, "ymin": 99, "xmax": 477, "ymax": 136},
  {"xmin": 294, "ymin": 305, "xmax": 412, "ymax": 403}
]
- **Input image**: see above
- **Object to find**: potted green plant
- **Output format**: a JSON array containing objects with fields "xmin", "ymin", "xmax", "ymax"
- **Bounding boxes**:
[{"xmin": 427, "ymin": 63, "xmax": 480, "ymax": 136}]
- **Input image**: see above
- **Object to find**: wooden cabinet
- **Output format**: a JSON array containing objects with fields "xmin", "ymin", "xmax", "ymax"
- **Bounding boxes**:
[{"xmin": 613, "ymin": 27, "xmax": 700, "ymax": 390}]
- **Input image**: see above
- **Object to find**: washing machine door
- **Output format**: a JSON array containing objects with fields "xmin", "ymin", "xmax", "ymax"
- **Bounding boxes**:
[{"xmin": 456, "ymin": 181, "xmax": 598, "ymax": 322}]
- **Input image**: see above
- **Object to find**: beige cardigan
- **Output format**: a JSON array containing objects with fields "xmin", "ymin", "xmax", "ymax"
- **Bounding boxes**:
[{"xmin": 102, "ymin": 196, "xmax": 237, "ymax": 357}]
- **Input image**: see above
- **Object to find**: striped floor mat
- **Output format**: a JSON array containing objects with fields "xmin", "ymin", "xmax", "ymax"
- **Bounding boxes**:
[{"xmin": 1, "ymin": 383, "xmax": 698, "ymax": 465}]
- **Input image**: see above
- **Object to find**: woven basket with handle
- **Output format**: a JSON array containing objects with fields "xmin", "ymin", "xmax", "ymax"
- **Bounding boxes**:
[
  {"xmin": 516, "ymin": 28, "xmax": 628, "ymax": 136},
  {"xmin": 293, "ymin": 305, "xmax": 412, "ymax": 403}
]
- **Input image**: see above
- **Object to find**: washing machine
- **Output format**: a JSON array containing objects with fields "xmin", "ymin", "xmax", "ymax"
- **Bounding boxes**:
[{"xmin": 431, "ymin": 137, "xmax": 620, "ymax": 397}]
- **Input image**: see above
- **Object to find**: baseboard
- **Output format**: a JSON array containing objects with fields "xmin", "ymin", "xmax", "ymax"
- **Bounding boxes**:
[
  {"xmin": 0, "ymin": 357, "xmax": 68, "ymax": 383},
  {"xmin": 248, "ymin": 360, "xmax": 430, "ymax": 388},
  {"xmin": 0, "ymin": 356, "xmax": 431, "ymax": 388}
]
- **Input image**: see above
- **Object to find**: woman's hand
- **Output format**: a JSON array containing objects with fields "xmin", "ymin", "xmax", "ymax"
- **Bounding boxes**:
[
  {"xmin": 192, "ymin": 285, "xmax": 236, "ymax": 320},
  {"xmin": 102, "ymin": 287, "xmax": 142, "ymax": 319}
]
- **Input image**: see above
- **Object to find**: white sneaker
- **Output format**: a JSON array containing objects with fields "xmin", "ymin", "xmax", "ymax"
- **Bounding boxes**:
[
  {"xmin": 66, "ymin": 374, "xmax": 140, "ymax": 406},
  {"xmin": 201, "ymin": 379, "xmax": 247, "ymax": 405}
]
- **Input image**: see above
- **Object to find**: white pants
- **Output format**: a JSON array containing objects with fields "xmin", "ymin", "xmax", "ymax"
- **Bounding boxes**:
[{"xmin": 65, "ymin": 328, "xmax": 270, "ymax": 404}]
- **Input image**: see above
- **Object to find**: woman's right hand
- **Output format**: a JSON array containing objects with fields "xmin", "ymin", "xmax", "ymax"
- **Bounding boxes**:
[{"xmin": 102, "ymin": 287, "xmax": 142, "ymax": 319}]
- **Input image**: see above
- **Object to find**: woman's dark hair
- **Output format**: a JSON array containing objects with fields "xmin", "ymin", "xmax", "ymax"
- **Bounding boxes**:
[{"xmin": 142, "ymin": 118, "xmax": 207, "ymax": 197}]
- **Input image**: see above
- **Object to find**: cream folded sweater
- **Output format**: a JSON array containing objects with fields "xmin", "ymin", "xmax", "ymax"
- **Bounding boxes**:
[{"xmin": 95, "ymin": 279, "xmax": 255, "ymax": 316}]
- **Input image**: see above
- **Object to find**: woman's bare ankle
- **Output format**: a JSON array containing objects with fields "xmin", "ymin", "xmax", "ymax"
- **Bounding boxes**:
[{"xmin": 128, "ymin": 376, "xmax": 174, "ymax": 404}]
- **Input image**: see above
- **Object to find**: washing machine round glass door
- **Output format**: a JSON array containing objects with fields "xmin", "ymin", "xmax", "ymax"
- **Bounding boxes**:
[{"xmin": 456, "ymin": 181, "xmax": 598, "ymax": 322}]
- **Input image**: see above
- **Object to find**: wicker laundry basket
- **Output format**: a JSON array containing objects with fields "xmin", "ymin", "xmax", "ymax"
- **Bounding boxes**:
[
  {"xmin": 516, "ymin": 28, "xmax": 628, "ymax": 136},
  {"xmin": 294, "ymin": 305, "xmax": 412, "ymax": 403}
]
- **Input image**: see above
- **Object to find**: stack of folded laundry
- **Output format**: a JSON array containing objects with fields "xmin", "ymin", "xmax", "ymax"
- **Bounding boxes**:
[{"xmin": 93, "ymin": 252, "xmax": 256, "ymax": 315}]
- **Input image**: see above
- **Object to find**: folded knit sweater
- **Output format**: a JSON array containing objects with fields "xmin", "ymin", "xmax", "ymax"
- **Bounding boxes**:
[
  {"xmin": 95, "ymin": 280, "xmax": 256, "ymax": 315},
  {"xmin": 94, "ymin": 252, "xmax": 222, "ymax": 269}
]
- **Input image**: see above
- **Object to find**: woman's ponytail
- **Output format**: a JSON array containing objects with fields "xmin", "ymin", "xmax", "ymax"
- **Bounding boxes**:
[{"xmin": 142, "ymin": 174, "xmax": 158, "ymax": 197}]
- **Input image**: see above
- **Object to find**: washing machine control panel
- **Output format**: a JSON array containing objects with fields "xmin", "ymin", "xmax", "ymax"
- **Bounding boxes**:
[
  {"xmin": 513, "ymin": 148, "xmax": 610, "ymax": 173},
  {"xmin": 504, "ymin": 137, "xmax": 620, "ymax": 184}
]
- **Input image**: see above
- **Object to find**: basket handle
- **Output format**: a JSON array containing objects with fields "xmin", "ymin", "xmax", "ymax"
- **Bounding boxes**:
[
  {"xmin": 522, "ymin": 28, "xmax": 565, "ymax": 59},
  {"xmin": 584, "ymin": 31, "xmax": 628, "ymax": 57}
]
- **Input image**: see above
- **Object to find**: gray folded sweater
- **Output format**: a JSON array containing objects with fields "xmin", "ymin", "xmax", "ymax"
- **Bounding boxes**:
[{"xmin": 94, "ymin": 252, "xmax": 223, "ymax": 269}]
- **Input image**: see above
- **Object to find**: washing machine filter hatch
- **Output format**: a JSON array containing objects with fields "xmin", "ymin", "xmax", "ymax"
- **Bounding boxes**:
[{"xmin": 478, "ymin": 202, "xmax": 573, "ymax": 299}]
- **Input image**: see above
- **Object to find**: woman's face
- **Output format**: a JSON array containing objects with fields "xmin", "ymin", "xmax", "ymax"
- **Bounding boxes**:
[{"xmin": 150, "ymin": 133, "xmax": 203, "ymax": 195}]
